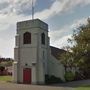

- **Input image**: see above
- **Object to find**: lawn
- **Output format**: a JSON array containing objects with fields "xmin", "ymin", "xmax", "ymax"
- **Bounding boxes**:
[
  {"xmin": 76, "ymin": 85, "xmax": 90, "ymax": 90},
  {"xmin": 0, "ymin": 76, "xmax": 12, "ymax": 82}
]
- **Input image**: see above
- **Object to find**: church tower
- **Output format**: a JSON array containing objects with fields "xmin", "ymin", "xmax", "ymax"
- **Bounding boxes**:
[{"xmin": 13, "ymin": 19, "xmax": 49, "ymax": 84}]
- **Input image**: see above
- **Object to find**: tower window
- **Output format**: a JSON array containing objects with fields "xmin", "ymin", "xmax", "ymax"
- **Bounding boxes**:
[
  {"xmin": 23, "ymin": 32, "xmax": 31, "ymax": 44},
  {"xmin": 41, "ymin": 33, "xmax": 45, "ymax": 45}
]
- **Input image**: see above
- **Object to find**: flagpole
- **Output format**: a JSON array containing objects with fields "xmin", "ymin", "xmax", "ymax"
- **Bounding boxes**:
[{"xmin": 32, "ymin": 0, "xmax": 34, "ymax": 20}]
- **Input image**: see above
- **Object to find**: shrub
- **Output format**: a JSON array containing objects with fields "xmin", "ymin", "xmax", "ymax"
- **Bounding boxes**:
[
  {"xmin": 0, "ymin": 66, "xmax": 5, "ymax": 71},
  {"xmin": 64, "ymin": 71, "xmax": 75, "ymax": 81},
  {"xmin": 45, "ymin": 75, "xmax": 63, "ymax": 84}
]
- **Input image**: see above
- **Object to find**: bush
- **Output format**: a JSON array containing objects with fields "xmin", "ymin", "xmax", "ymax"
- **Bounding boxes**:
[
  {"xmin": 64, "ymin": 71, "xmax": 75, "ymax": 81},
  {"xmin": 45, "ymin": 75, "xmax": 63, "ymax": 84},
  {"xmin": 0, "ymin": 66, "xmax": 5, "ymax": 71}
]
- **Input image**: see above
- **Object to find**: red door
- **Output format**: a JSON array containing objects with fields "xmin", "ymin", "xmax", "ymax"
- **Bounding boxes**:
[{"xmin": 23, "ymin": 68, "xmax": 31, "ymax": 84}]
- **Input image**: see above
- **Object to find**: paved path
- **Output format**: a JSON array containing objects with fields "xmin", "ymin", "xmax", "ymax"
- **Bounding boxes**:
[
  {"xmin": 53, "ymin": 79, "xmax": 90, "ymax": 87},
  {"xmin": 0, "ymin": 79, "xmax": 90, "ymax": 90},
  {"xmin": 0, "ymin": 82, "xmax": 72, "ymax": 90}
]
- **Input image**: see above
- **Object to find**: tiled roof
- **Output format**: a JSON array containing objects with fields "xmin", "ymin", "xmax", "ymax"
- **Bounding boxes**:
[{"xmin": 50, "ymin": 46, "xmax": 66, "ymax": 60}]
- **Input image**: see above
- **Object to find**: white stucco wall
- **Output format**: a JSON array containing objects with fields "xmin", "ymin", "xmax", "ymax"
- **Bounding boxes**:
[
  {"xmin": 48, "ymin": 54, "xmax": 65, "ymax": 81},
  {"xmin": 13, "ymin": 19, "xmax": 49, "ymax": 84},
  {"xmin": 13, "ymin": 62, "xmax": 18, "ymax": 83},
  {"xmin": 13, "ymin": 19, "xmax": 65, "ymax": 84}
]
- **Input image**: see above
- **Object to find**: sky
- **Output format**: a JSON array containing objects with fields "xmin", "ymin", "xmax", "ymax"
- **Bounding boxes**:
[{"xmin": 0, "ymin": 0, "xmax": 90, "ymax": 58}]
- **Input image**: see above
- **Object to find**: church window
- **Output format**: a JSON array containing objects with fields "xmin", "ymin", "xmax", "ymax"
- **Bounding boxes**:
[
  {"xmin": 41, "ymin": 33, "xmax": 45, "ymax": 45},
  {"xmin": 23, "ymin": 32, "xmax": 31, "ymax": 44}
]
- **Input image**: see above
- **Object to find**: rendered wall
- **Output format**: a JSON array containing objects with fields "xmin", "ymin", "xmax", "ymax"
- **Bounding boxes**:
[
  {"xmin": 48, "ymin": 54, "xmax": 65, "ymax": 81},
  {"xmin": 13, "ymin": 19, "xmax": 48, "ymax": 84}
]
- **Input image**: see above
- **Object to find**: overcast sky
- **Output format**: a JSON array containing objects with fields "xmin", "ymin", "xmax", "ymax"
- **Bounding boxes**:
[{"xmin": 0, "ymin": 0, "xmax": 90, "ymax": 58}]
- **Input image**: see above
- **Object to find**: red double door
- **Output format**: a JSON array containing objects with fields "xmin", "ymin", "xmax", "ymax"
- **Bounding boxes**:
[{"xmin": 23, "ymin": 68, "xmax": 31, "ymax": 84}]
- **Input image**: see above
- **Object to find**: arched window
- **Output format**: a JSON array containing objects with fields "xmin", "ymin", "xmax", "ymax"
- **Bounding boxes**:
[
  {"xmin": 41, "ymin": 33, "xmax": 45, "ymax": 45},
  {"xmin": 23, "ymin": 32, "xmax": 31, "ymax": 44}
]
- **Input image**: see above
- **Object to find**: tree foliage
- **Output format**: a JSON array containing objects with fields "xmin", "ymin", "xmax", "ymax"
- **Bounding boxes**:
[{"xmin": 61, "ymin": 18, "xmax": 90, "ymax": 78}]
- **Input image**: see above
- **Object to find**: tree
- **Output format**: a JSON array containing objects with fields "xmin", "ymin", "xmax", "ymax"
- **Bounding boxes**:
[
  {"xmin": 61, "ymin": 18, "xmax": 90, "ymax": 79},
  {"xmin": 60, "ymin": 46, "xmax": 74, "ymax": 72}
]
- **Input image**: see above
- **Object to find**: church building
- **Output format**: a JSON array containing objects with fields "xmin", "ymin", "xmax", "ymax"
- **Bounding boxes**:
[{"xmin": 13, "ymin": 19, "xmax": 65, "ymax": 84}]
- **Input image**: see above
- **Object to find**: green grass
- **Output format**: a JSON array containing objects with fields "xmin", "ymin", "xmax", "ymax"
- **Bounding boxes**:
[
  {"xmin": 0, "ymin": 76, "xmax": 12, "ymax": 82},
  {"xmin": 76, "ymin": 85, "xmax": 90, "ymax": 90}
]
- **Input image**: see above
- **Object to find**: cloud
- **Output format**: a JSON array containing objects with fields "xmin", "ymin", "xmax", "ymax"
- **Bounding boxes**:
[
  {"xmin": 50, "ymin": 34, "xmax": 72, "ymax": 48},
  {"xmin": 71, "ymin": 18, "xmax": 88, "ymax": 29},
  {"xmin": 59, "ymin": 0, "xmax": 90, "ymax": 12},
  {"xmin": 0, "ymin": 1, "xmax": 9, "ymax": 10},
  {"xmin": 0, "ymin": 0, "xmax": 90, "ymax": 19},
  {"xmin": 0, "ymin": 38, "xmax": 14, "ymax": 58},
  {"xmin": 0, "ymin": 13, "xmax": 32, "ymax": 32},
  {"xmin": 49, "ymin": 26, "xmax": 72, "ymax": 49},
  {"xmin": 12, "ymin": 0, "xmax": 36, "ymax": 15},
  {"xmin": 0, "ymin": 0, "xmax": 36, "ymax": 15},
  {"xmin": 0, "ymin": 0, "xmax": 89, "ymax": 58},
  {"xmin": 35, "ymin": 0, "xmax": 90, "ymax": 20},
  {"xmin": 0, "ymin": 13, "xmax": 88, "ymax": 58},
  {"xmin": 35, "ymin": 0, "xmax": 62, "ymax": 19},
  {"xmin": 49, "ymin": 17, "xmax": 88, "ymax": 49}
]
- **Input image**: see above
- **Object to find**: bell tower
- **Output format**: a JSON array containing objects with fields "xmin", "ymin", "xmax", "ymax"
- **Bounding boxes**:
[{"xmin": 13, "ymin": 19, "xmax": 49, "ymax": 84}]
